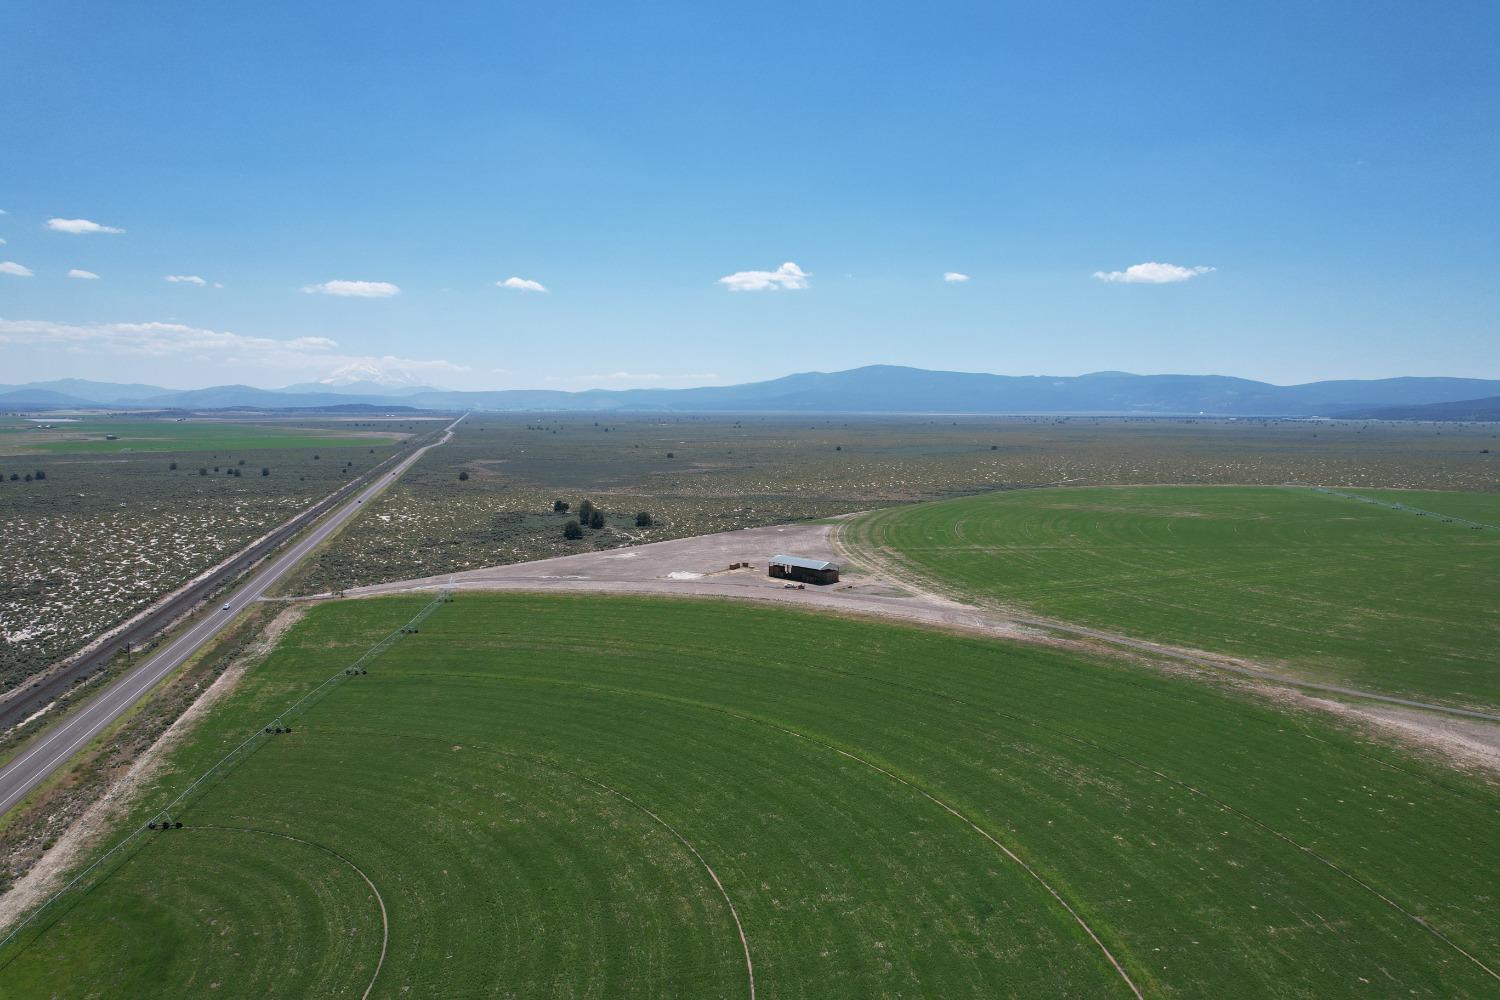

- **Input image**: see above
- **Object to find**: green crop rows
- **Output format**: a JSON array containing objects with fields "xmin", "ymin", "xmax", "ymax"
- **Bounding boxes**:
[
  {"xmin": 842, "ymin": 485, "xmax": 1500, "ymax": 711},
  {"xmin": 281, "ymin": 414, "xmax": 1500, "ymax": 596},
  {"xmin": 3, "ymin": 594, "xmax": 1498, "ymax": 996}
]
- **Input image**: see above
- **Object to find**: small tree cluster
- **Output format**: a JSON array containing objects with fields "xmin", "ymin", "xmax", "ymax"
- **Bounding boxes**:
[{"xmin": 562, "ymin": 519, "xmax": 583, "ymax": 540}]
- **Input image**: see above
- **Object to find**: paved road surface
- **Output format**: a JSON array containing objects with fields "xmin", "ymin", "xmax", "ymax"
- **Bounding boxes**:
[{"xmin": 0, "ymin": 415, "xmax": 464, "ymax": 817}]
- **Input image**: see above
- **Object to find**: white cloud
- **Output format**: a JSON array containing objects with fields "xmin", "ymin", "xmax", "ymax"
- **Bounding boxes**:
[
  {"xmin": 497, "ymin": 276, "xmax": 548, "ymax": 293},
  {"xmin": 1, "ymin": 261, "xmax": 34, "ymax": 277},
  {"xmin": 717, "ymin": 261, "xmax": 809, "ymax": 292},
  {"xmin": 943, "ymin": 272, "xmax": 970, "ymax": 283},
  {"xmin": 67, "ymin": 269, "xmax": 100, "ymax": 280},
  {"xmin": 302, "ymin": 279, "xmax": 400, "ymax": 298},
  {"xmin": 0, "ymin": 319, "xmax": 468, "ymax": 383},
  {"xmin": 165, "ymin": 274, "xmax": 208, "ymax": 286},
  {"xmin": 47, "ymin": 218, "xmax": 126, "ymax": 235},
  {"xmin": 0, "ymin": 238, "xmax": 6, "ymax": 245},
  {"xmin": 1092, "ymin": 262, "xmax": 1215, "ymax": 284}
]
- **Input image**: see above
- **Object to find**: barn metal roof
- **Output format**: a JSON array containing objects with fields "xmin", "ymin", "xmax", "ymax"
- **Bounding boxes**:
[{"xmin": 769, "ymin": 554, "xmax": 840, "ymax": 571}]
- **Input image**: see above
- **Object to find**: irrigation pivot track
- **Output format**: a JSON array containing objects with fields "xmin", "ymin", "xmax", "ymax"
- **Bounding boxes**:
[
  {"xmin": 0, "ymin": 588, "xmax": 455, "ymax": 964},
  {"xmin": 0, "ymin": 414, "xmax": 466, "ymax": 822}
]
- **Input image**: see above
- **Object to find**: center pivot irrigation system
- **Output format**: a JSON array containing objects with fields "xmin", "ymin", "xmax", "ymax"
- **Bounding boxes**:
[
  {"xmin": 0, "ymin": 587, "xmax": 457, "ymax": 963},
  {"xmin": 1308, "ymin": 486, "xmax": 1498, "ymax": 531}
]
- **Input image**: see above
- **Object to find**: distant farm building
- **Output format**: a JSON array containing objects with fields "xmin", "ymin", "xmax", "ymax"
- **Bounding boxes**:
[{"xmin": 768, "ymin": 554, "xmax": 840, "ymax": 585}]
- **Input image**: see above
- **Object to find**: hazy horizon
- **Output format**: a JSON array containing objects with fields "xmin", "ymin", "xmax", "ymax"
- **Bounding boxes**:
[{"xmin": 8, "ymin": 362, "xmax": 1500, "ymax": 400}]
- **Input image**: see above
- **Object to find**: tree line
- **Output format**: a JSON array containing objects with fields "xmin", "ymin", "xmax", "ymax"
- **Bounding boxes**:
[{"xmin": 554, "ymin": 498, "xmax": 652, "ymax": 539}]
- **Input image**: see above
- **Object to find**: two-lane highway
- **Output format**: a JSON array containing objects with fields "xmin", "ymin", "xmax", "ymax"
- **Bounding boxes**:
[{"xmin": 0, "ymin": 414, "xmax": 465, "ymax": 816}]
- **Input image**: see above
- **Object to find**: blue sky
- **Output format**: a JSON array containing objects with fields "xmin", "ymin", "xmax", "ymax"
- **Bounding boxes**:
[{"xmin": 2, "ymin": 2, "xmax": 1497, "ymax": 390}]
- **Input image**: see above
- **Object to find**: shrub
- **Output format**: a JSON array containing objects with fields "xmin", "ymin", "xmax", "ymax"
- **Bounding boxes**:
[
  {"xmin": 33, "ymin": 470, "xmax": 45, "ymax": 480},
  {"xmin": 562, "ymin": 519, "xmax": 583, "ymax": 540},
  {"xmin": 458, "ymin": 470, "xmax": 470, "ymax": 481},
  {"xmin": 577, "ymin": 499, "xmax": 595, "ymax": 523},
  {"xmin": 199, "ymin": 467, "xmax": 207, "ymax": 476},
  {"xmin": 261, "ymin": 467, "xmax": 270, "ymax": 476},
  {"xmin": 169, "ymin": 461, "xmax": 178, "ymax": 470},
  {"xmin": 589, "ymin": 511, "xmax": 605, "ymax": 530},
  {"xmin": 666, "ymin": 452, "xmax": 674, "ymax": 459},
  {"xmin": 553, "ymin": 499, "xmax": 570, "ymax": 513},
  {"xmin": 635, "ymin": 511, "xmax": 653, "ymax": 527}
]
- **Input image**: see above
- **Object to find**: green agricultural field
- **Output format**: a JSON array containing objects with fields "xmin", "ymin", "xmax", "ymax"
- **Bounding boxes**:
[
  {"xmin": 280, "ymin": 413, "xmax": 1500, "ymax": 596},
  {"xmin": 0, "ymin": 418, "xmax": 406, "ymax": 456},
  {"xmin": 3, "ymin": 594, "xmax": 1498, "ymax": 997},
  {"xmin": 842, "ymin": 485, "xmax": 1500, "ymax": 711}
]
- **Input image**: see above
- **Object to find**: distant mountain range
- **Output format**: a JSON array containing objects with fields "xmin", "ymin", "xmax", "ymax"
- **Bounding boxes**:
[
  {"xmin": 1339, "ymin": 395, "xmax": 1500, "ymax": 421},
  {"xmin": 3, "ymin": 366, "xmax": 1500, "ymax": 418}
]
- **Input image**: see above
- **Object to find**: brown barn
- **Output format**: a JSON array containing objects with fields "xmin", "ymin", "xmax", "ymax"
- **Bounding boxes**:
[{"xmin": 768, "ymin": 554, "xmax": 840, "ymax": 585}]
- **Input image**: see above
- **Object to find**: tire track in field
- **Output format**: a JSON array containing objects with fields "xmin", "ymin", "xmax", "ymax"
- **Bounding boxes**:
[
  {"xmin": 729, "ymin": 713, "xmax": 1146, "ymax": 1000},
  {"xmin": 300, "ymin": 728, "xmax": 756, "ymax": 1000},
  {"xmin": 187, "ymin": 825, "xmax": 389, "ymax": 1000},
  {"xmin": 993, "ymin": 716, "xmax": 1500, "ymax": 985},
  {"xmin": 330, "ymin": 697, "xmax": 1143, "ymax": 998},
  {"xmin": 763, "ymin": 642, "xmax": 1500, "ymax": 985},
  {"xmin": 427, "ymin": 661, "xmax": 1500, "ymax": 993},
  {"xmin": 569, "ymin": 774, "xmax": 756, "ymax": 1000}
]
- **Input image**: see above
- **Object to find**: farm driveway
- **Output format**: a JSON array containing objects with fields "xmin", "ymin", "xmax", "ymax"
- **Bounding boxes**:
[{"xmin": 337, "ymin": 517, "xmax": 1500, "ymax": 768}]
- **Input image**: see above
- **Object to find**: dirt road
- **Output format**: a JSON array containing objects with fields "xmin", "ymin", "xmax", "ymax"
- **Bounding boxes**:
[
  {"xmin": 343, "ymin": 521, "xmax": 1037, "ymax": 639},
  {"xmin": 341, "ymin": 517, "xmax": 1500, "ymax": 767}
]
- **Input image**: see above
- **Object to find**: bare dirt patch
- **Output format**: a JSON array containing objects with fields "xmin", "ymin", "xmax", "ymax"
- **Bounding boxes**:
[{"xmin": 341, "ymin": 519, "xmax": 1500, "ymax": 777}]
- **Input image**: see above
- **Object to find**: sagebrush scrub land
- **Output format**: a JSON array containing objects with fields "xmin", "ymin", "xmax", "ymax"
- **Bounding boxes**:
[{"xmin": 3, "ymin": 594, "xmax": 1497, "ymax": 997}]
